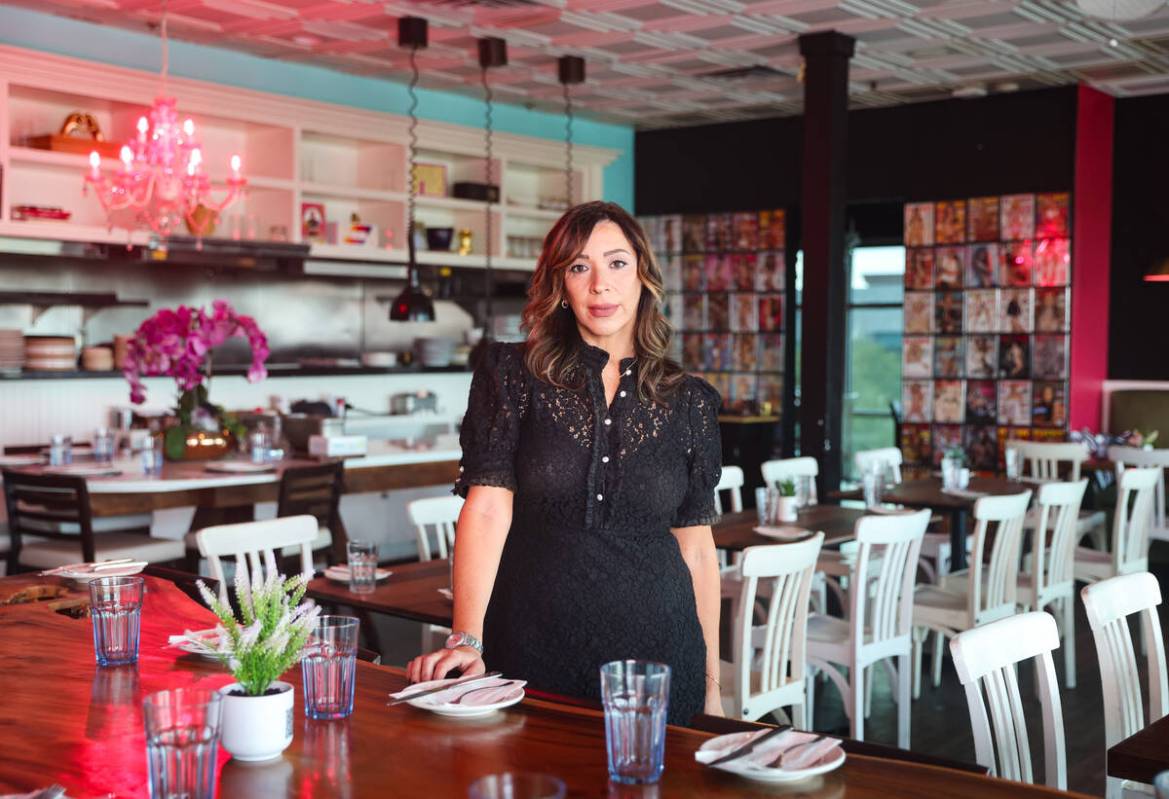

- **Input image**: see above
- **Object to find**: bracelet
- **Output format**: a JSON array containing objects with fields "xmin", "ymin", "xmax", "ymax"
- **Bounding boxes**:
[{"xmin": 704, "ymin": 672, "xmax": 721, "ymax": 688}]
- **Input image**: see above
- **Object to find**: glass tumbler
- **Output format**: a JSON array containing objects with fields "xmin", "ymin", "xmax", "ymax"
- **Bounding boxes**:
[
  {"xmin": 89, "ymin": 575, "xmax": 145, "ymax": 666},
  {"xmin": 346, "ymin": 540, "xmax": 377, "ymax": 595},
  {"xmin": 862, "ymin": 470, "xmax": 882, "ymax": 509},
  {"xmin": 600, "ymin": 660, "xmax": 671, "ymax": 785},
  {"xmin": 1152, "ymin": 771, "xmax": 1169, "ymax": 799},
  {"xmin": 92, "ymin": 427, "xmax": 117, "ymax": 464},
  {"xmin": 141, "ymin": 434, "xmax": 165, "ymax": 476},
  {"xmin": 49, "ymin": 433, "xmax": 73, "ymax": 466},
  {"xmin": 301, "ymin": 616, "xmax": 360, "ymax": 720},
  {"xmin": 467, "ymin": 773, "xmax": 566, "ymax": 799},
  {"xmin": 144, "ymin": 688, "xmax": 223, "ymax": 799},
  {"xmin": 1005, "ymin": 447, "xmax": 1021, "ymax": 481}
]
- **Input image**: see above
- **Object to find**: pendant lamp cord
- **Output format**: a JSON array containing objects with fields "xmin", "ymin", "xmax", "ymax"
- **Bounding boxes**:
[
  {"xmin": 563, "ymin": 82, "xmax": 574, "ymax": 210},
  {"xmin": 482, "ymin": 66, "xmax": 495, "ymax": 341},
  {"xmin": 160, "ymin": 0, "xmax": 169, "ymax": 94},
  {"xmin": 406, "ymin": 45, "xmax": 420, "ymax": 286}
]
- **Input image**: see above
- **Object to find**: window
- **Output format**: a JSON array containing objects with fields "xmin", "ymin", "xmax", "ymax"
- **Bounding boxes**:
[{"xmin": 843, "ymin": 246, "xmax": 905, "ymax": 481}]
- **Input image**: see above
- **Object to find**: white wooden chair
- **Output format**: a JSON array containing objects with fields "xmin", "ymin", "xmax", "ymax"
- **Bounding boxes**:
[
  {"xmin": 1108, "ymin": 446, "xmax": 1169, "ymax": 543},
  {"xmin": 408, "ymin": 495, "xmax": 464, "ymax": 561},
  {"xmin": 1075, "ymin": 467, "xmax": 1159, "ymax": 584},
  {"xmin": 714, "ymin": 465, "xmax": 745, "ymax": 515},
  {"xmin": 949, "ymin": 611, "xmax": 1067, "ymax": 790},
  {"xmin": 1082, "ymin": 572, "xmax": 1168, "ymax": 799},
  {"xmin": 1007, "ymin": 439, "xmax": 1107, "ymax": 550},
  {"xmin": 721, "ymin": 533, "xmax": 823, "ymax": 726},
  {"xmin": 195, "ymin": 515, "xmax": 318, "ymax": 605},
  {"xmin": 853, "ymin": 446, "xmax": 952, "ymax": 583},
  {"xmin": 761, "ymin": 457, "xmax": 818, "ymax": 505},
  {"xmin": 806, "ymin": 509, "xmax": 930, "ymax": 746},
  {"xmin": 1018, "ymin": 480, "xmax": 1088, "ymax": 689},
  {"xmin": 912, "ymin": 491, "xmax": 1032, "ymax": 697}
]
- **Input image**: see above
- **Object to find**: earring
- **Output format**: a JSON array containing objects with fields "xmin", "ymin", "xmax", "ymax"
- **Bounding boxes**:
[{"xmin": 560, "ymin": 299, "xmax": 569, "ymax": 309}]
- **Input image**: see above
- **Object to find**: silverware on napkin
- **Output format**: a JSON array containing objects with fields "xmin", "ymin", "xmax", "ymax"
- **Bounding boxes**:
[
  {"xmin": 706, "ymin": 725, "xmax": 789, "ymax": 767},
  {"xmin": 388, "ymin": 671, "xmax": 502, "ymax": 706},
  {"xmin": 41, "ymin": 558, "xmax": 137, "ymax": 576}
]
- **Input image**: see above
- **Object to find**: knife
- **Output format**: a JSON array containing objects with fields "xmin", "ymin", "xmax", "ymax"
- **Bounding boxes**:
[
  {"xmin": 388, "ymin": 671, "xmax": 502, "ymax": 706},
  {"xmin": 707, "ymin": 725, "xmax": 789, "ymax": 767}
]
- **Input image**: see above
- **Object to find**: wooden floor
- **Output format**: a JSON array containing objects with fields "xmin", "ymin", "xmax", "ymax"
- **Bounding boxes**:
[{"xmin": 372, "ymin": 541, "xmax": 1169, "ymax": 798}]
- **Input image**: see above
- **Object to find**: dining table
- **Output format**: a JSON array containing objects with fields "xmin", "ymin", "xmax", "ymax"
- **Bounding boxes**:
[
  {"xmin": 831, "ymin": 476, "xmax": 1033, "ymax": 570},
  {"xmin": 713, "ymin": 505, "xmax": 864, "ymax": 552},
  {"xmin": 0, "ymin": 570, "xmax": 1093, "ymax": 798},
  {"xmin": 1106, "ymin": 714, "xmax": 1169, "ymax": 786}
]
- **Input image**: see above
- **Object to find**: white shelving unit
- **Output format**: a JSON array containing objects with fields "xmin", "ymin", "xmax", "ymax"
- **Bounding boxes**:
[{"xmin": 0, "ymin": 45, "xmax": 618, "ymax": 274}]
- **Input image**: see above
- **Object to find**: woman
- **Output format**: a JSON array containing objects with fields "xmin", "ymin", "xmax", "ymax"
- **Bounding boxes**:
[{"xmin": 406, "ymin": 201, "xmax": 724, "ymax": 724}]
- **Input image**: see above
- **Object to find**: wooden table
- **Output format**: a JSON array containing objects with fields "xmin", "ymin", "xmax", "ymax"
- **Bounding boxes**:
[
  {"xmin": 832, "ymin": 477, "xmax": 1031, "ymax": 570},
  {"xmin": 713, "ymin": 506, "xmax": 864, "ymax": 552},
  {"xmin": 308, "ymin": 558, "xmax": 452, "ymax": 627},
  {"xmin": 0, "ymin": 573, "xmax": 1091, "ymax": 798},
  {"xmin": 1107, "ymin": 715, "xmax": 1169, "ymax": 785}
]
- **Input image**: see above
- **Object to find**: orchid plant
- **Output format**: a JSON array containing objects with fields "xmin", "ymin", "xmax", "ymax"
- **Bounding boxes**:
[
  {"xmin": 123, "ymin": 300, "xmax": 269, "ymax": 458},
  {"xmin": 179, "ymin": 571, "xmax": 321, "ymax": 696}
]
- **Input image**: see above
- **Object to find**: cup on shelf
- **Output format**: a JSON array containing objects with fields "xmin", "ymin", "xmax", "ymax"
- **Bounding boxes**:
[
  {"xmin": 143, "ymin": 688, "xmax": 224, "ymax": 799},
  {"xmin": 600, "ymin": 660, "xmax": 670, "ymax": 785},
  {"xmin": 301, "ymin": 616, "xmax": 360, "ymax": 720},
  {"xmin": 346, "ymin": 540, "xmax": 378, "ymax": 595},
  {"xmin": 89, "ymin": 575, "xmax": 145, "ymax": 666}
]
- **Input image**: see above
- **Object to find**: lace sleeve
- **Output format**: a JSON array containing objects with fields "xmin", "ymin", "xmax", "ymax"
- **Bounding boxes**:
[
  {"xmin": 454, "ymin": 342, "xmax": 527, "ymax": 498},
  {"xmin": 671, "ymin": 377, "xmax": 723, "ymax": 528}
]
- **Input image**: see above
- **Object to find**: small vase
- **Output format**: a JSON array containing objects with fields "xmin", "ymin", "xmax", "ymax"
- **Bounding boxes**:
[
  {"xmin": 777, "ymin": 496, "xmax": 799, "ymax": 523},
  {"xmin": 219, "ymin": 681, "xmax": 294, "ymax": 762}
]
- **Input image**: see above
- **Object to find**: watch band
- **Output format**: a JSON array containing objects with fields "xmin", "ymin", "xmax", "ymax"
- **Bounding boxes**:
[{"xmin": 445, "ymin": 630, "xmax": 484, "ymax": 655}]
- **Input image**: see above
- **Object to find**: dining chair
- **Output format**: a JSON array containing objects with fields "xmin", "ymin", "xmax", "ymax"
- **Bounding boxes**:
[
  {"xmin": 760, "ymin": 457, "xmax": 818, "ymax": 505},
  {"xmin": 1074, "ymin": 466, "xmax": 1159, "ymax": 584},
  {"xmin": 3, "ymin": 469, "xmax": 184, "ymax": 573},
  {"xmin": 1081, "ymin": 572, "xmax": 1168, "ymax": 799},
  {"xmin": 1108, "ymin": 446, "xmax": 1169, "ymax": 543},
  {"xmin": 194, "ymin": 515, "xmax": 318, "ymax": 605},
  {"xmin": 276, "ymin": 461, "xmax": 346, "ymax": 565},
  {"xmin": 949, "ymin": 611, "xmax": 1067, "ymax": 790},
  {"xmin": 806, "ymin": 509, "xmax": 930, "ymax": 747},
  {"xmin": 408, "ymin": 495, "xmax": 464, "ymax": 561},
  {"xmin": 853, "ymin": 446, "xmax": 952, "ymax": 583},
  {"xmin": 1007, "ymin": 439, "xmax": 1107, "ymax": 550},
  {"xmin": 713, "ymin": 465, "xmax": 744, "ymax": 516},
  {"xmin": 911, "ymin": 490, "xmax": 1032, "ymax": 698},
  {"xmin": 721, "ymin": 532, "xmax": 823, "ymax": 726}
]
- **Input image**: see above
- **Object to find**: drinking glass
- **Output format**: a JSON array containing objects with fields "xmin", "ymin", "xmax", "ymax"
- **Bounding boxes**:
[
  {"xmin": 941, "ymin": 456, "xmax": 961, "ymax": 490},
  {"xmin": 346, "ymin": 540, "xmax": 377, "ymax": 595},
  {"xmin": 141, "ymin": 434, "xmax": 165, "ymax": 476},
  {"xmin": 89, "ymin": 575, "xmax": 145, "ymax": 666},
  {"xmin": 862, "ymin": 470, "xmax": 882, "ymax": 509},
  {"xmin": 467, "ymin": 773, "xmax": 566, "ymax": 799},
  {"xmin": 795, "ymin": 475, "xmax": 815, "ymax": 508},
  {"xmin": 754, "ymin": 487, "xmax": 774, "ymax": 525},
  {"xmin": 92, "ymin": 427, "xmax": 116, "ymax": 464},
  {"xmin": 600, "ymin": 660, "xmax": 671, "ymax": 785},
  {"xmin": 301, "ymin": 616, "xmax": 359, "ymax": 720},
  {"xmin": 1004, "ymin": 447, "xmax": 1021, "ymax": 481},
  {"xmin": 1152, "ymin": 771, "xmax": 1169, "ymax": 799},
  {"xmin": 49, "ymin": 433, "xmax": 73, "ymax": 466},
  {"xmin": 250, "ymin": 425, "xmax": 272, "ymax": 464},
  {"xmin": 144, "ymin": 688, "xmax": 223, "ymax": 799}
]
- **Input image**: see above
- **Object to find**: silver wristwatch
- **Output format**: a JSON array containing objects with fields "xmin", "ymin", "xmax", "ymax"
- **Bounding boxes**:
[{"xmin": 445, "ymin": 631, "xmax": 484, "ymax": 655}]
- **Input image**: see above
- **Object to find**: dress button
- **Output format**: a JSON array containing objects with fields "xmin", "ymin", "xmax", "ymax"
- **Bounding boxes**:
[
  {"xmin": 597, "ymin": 493, "xmax": 604, "ymax": 501},
  {"xmin": 604, "ymin": 418, "xmax": 612, "ymax": 426},
  {"xmin": 458, "ymin": 466, "xmax": 464, "ymax": 472},
  {"xmin": 619, "ymin": 391, "xmax": 626, "ymax": 398},
  {"xmin": 602, "ymin": 456, "xmax": 610, "ymax": 463},
  {"xmin": 625, "ymin": 370, "xmax": 632, "ymax": 376}
]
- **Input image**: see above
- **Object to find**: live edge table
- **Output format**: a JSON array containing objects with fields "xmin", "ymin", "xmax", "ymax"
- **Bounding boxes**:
[{"xmin": 0, "ymin": 573, "xmax": 1091, "ymax": 798}]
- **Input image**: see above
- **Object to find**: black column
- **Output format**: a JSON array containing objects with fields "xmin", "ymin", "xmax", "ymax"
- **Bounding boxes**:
[{"xmin": 798, "ymin": 30, "xmax": 854, "ymax": 493}]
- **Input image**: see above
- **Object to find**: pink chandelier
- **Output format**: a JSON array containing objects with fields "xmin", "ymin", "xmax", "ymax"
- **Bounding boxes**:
[{"xmin": 83, "ymin": 2, "xmax": 244, "ymax": 239}]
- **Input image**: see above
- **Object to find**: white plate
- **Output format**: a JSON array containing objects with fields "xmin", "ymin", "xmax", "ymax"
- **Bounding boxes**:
[
  {"xmin": 697, "ymin": 731, "xmax": 846, "ymax": 784},
  {"xmin": 45, "ymin": 561, "xmax": 147, "ymax": 582},
  {"xmin": 405, "ymin": 679, "xmax": 526, "ymax": 719},
  {"xmin": 754, "ymin": 525, "xmax": 811, "ymax": 541},
  {"xmin": 323, "ymin": 566, "xmax": 393, "ymax": 583},
  {"xmin": 0, "ymin": 455, "xmax": 42, "ymax": 466},
  {"xmin": 203, "ymin": 462, "xmax": 276, "ymax": 474},
  {"xmin": 43, "ymin": 464, "xmax": 122, "ymax": 477},
  {"xmin": 174, "ymin": 628, "xmax": 229, "ymax": 660}
]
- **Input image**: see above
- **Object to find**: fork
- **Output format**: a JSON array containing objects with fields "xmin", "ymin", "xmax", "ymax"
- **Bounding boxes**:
[
  {"xmin": 768, "ymin": 734, "xmax": 827, "ymax": 768},
  {"xmin": 451, "ymin": 680, "xmax": 517, "ymax": 705}
]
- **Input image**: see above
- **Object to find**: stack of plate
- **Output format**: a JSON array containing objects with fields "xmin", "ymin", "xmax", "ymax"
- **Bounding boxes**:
[
  {"xmin": 0, "ymin": 329, "xmax": 23, "ymax": 371},
  {"xmin": 24, "ymin": 335, "xmax": 77, "ymax": 372},
  {"xmin": 414, "ymin": 337, "xmax": 455, "ymax": 367},
  {"xmin": 81, "ymin": 346, "xmax": 114, "ymax": 372}
]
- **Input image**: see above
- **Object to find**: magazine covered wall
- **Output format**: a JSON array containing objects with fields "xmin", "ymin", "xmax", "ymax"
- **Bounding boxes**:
[
  {"xmin": 900, "ymin": 192, "xmax": 1072, "ymax": 473},
  {"xmin": 639, "ymin": 210, "xmax": 787, "ymax": 414}
]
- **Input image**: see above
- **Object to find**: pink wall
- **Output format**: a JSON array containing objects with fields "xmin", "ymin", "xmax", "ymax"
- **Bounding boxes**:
[{"xmin": 1069, "ymin": 85, "xmax": 1114, "ymax": 431}]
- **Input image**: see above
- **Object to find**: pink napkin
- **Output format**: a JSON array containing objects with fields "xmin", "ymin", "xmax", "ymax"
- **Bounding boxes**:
[{"xmin": 391, "ymin": 676, "xmax": 526, "ymax": 707}]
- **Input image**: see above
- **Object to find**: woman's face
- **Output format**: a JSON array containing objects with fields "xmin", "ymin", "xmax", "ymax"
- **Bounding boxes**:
[{"xmin": 563, "ymin": 220, "xmax": 644, "ymax": 345}]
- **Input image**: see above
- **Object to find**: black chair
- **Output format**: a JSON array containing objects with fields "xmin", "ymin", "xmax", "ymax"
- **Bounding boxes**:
[{"xmin": 277, "ymin": 460, "xmax": 346, "ymax": 567}]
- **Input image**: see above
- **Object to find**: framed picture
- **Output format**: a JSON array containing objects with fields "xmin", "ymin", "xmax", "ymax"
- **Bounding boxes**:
[
  {"xmin": 413, "ymin": 163, "xmax": 448, "ymax": 198},
  {"xmin": 300, "ymin": 202, "xmax": 326, "ymax": 243}
]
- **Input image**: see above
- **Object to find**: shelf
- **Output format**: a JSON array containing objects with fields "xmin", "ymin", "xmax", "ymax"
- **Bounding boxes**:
[
  {"xmin": 415, "ymin": 195, "xmax": 500, "ymax": 213},
  {"xmin": 0, "ymin": 289, "xmax": 147, "ymax": 324},
  {"xmin": 7, "ymin": 147, "xmax": 293, "ymax": 190},
  {"xmin": 300, "ymin": 182, "xmax": 405, "ymax": 203},
  {"xmin": 0, "ymin": 363, "xmax": 471, "ymax": 381},
  {"xmin": 505, "ymin": 205, "xmax": 564, "ymax": 221},
  {"xmin": 0, "ymin": 220, "xmax": 148, "ymax": 247}
]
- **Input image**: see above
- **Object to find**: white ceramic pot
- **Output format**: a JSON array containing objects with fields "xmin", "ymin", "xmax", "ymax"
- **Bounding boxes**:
[
  {"xmin": 219, "ymin": 681, "xmax": 294, "ymax": 762},
  {"xmin": 777, "ymin": 496, "xmax": 799, "ymax": 523}
]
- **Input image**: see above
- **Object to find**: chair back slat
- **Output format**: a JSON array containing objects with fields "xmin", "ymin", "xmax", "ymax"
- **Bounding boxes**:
[
  {"xmin": 1082, "ymin": 571, "xmax": 1169, "ymax": 751},
  {"xmin": 408, "ymin": 496, "xmax": 465, "ymax": 561},
  {"xmin": 968, "ymin": 492, "xmax": 1032, "ymax": 625},
  {"xmin": 1031, "ymin": 481, "xmax": 1087, "ymax": 599},
  {"xmin": 1111, "ymin": 467, "xmax": 1158, "ymax": 574},
  {"xmin": 195, "ymin": 516, "xmax": 318, "ymax": 604},
  {"xmin": 714, "ymin": 465, "xmax": 744, "ymax": 515},
  {"xmin": 851, "ymin": 510, "xmax": 930, "ymax": 648},
  {"xmin": 1007, "ymin": 440, "xmax": 1088, "ymax": 482},
  {"xmin": 760, "ymin": 457, "xmax": 818, "ymax": 504},
  {"xmin": 3, "ymin": 469, "xmax": 96, "ymax": 565},
  {"xmin": 853, "ymin": 447, "xmax": 903, "ymax": 485},
  {"xmin": 1108, "ymin": 447, "xmax": 1169, "ymax": 540},
  {"xmin": 950, "ymin": 611, "xmax": 1067, "ymax": 790}
]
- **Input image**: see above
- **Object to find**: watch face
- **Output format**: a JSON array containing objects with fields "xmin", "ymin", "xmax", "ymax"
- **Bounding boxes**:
[{"xmin": 445, "ymin": 632, "xmax": 462, "ymax": 649}]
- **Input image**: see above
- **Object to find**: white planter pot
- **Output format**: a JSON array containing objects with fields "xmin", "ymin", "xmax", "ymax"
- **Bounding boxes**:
[
  {"xmin": 777, "ymin": 496, "xmax": 799, "ymax": 523},
  {"xmin": 219, "ymin": 681, "xmax": 295, "ymax": 762}
]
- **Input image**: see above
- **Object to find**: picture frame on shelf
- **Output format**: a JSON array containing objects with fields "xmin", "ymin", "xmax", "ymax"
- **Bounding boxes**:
[
  {"xmin": 301, "ymin": 202, "xmax": 326, "ymax": 244},
  {"xmin": 413, "ymin": 163, "xmax": 448, "ymax": 197}
]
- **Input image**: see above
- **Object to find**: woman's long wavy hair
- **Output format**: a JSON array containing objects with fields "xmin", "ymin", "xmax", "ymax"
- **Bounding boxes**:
[{"xmin": 522, "ymin": 201, "xmax": 684, "ymax": 406}]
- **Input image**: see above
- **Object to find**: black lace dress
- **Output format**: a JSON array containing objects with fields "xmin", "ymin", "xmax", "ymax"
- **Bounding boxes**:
[{"xmin": 454, "ymin": 340, "xmax": 722, "ymax": 726}]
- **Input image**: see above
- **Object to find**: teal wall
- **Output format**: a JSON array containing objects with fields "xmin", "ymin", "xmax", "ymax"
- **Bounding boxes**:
[{"xmin": 0, "ymin": 6, "xmax": 633, "ymax": 209}]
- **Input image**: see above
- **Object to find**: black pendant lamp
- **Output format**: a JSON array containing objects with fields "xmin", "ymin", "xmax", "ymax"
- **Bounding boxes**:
[
  {"xmin": 478, "ymin": 37, "xmax": 507, "ymax": 342},
  {"xmin": 557, "ymin": 56, "xmax": 585, "ymax": 210},
  {"xmin": 391, "ymin": 16, "xmax": 435, "ymax": 322}
]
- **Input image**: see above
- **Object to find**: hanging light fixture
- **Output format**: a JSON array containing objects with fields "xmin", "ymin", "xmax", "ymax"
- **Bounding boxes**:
[
  {"xmin": 390, "ymin": 16, "xmax": 436, "ymax": 322},
  {"xmin": 557, "ymin": 56, "xmax": 585, "ymax": 211},
  {"xmin": 478, "ymin": 37, "xmax": 507, "ymax": 343},
  {"xmin": 1144, "ymin": 257, "xmax": 1169, "ymax": 283},
  {"xmin": 83, "ymin": 0, "xmax": 245, "ymax": 240}
]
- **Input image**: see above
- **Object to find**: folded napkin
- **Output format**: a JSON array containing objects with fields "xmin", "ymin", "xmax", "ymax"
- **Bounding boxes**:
[
  {"xmin": 390, "ymin": 676, "xmax": 526, "ymax": 707},
  {"xmin": 324, "ymin": 565, "xmax": 391, "ymax": 580},
  {"xmin": 866, "ymin": 505, "xmax": 914, "ymax": 515},
  {"xmin": 753, "ymin": 525, "xmax": 810, "ymax": 541},
  {"xmin": 941, "ymin": 488, "xmax": 988, "ymax": 499},
  {"xmin": 40, "ymin": 560, "xmax": 147, "ymax": 576},
  {"xmin": 695, "ymin": 730, "xmax": 842, "ymax": 772}
]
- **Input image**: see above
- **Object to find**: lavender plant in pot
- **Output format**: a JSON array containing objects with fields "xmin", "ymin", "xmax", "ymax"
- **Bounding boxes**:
[{"xmin": 178, "ymin": 572, "xmax": 320, "ymax": 762}]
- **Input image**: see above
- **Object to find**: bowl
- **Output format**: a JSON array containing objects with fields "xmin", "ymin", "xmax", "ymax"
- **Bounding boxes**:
[
  {"xmin": 415, "ymin": 337, "xmax": 456, "ymax": 368},
  {"xmin": 426, "ymin": 227, "xmax": 454, "ymax": 251},
  {"xmin": 361, "ymin": 351, "xmax": 398, "ymax": 368}
]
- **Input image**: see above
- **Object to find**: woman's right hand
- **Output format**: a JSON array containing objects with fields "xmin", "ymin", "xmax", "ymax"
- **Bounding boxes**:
[{"xmin": 406, "ymin": 645, "xmax": 485, "ymax": 684}]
